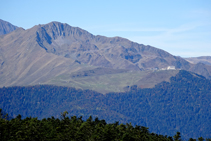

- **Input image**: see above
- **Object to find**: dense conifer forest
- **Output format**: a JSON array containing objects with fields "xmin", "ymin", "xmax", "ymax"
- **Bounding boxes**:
[
  {"xmin": 0, "ymin": 70, "xmax": 211, "ymax": 139},
  {"xmin": 1, "ymin": 109, "xmax": 210, "ymax": 141}
]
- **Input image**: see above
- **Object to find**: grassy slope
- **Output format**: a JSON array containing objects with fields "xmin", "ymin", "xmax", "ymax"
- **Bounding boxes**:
[{"xmin": 46, "ymin": 70, "xmax": 179, "ymax": 94}]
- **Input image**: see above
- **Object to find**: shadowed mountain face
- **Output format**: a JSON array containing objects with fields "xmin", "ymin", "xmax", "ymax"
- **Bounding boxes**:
[
  {"xmin": 0, "ymin": 19, "xmax": 18, "ymax": 35},
  {"xmin": 0, "ymin": 21, "xmax": 210, "ymax": 90}
]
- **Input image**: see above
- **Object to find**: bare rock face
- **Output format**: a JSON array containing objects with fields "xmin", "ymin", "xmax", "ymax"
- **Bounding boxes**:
[{"xmin": 0, "ymin": 19, "xmax": 18, "ymax": 35}]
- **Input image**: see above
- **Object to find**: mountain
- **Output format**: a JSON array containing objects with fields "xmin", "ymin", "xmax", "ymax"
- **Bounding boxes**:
[
  {"xmin": 0, "ymin": 26, "xmax": 82, "ymax": 88},
  {"xmin": 189, "ymin": 62, "xmax": 211, "ymax": 79},
  {"xmin": 0, "ymin": 19, "xmax": 18, "ymax": 35},
  {"xmin": 0, "ymin": 20, "xmax": 211, "ymax": 92},
  {"xmin": 185, "ymin": 56, "xmax": 211, "ymax": 79},
  {"xmin": 1, "ymin": 70, "xmax": 211, "ymax": 139},
  {"xmin": 185, "ymin": 56, "xmax": 211, "ymax": 65},
  {"xmin": 35, "ymin": 21, "xmax": 192, "ymax": 70},
  {"xmin": 1, "ymin": 20, "xmax": 211, "ymax": 139}
]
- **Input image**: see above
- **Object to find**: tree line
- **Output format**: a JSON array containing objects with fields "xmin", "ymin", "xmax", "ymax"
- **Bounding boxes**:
[{"xmin": 1, "ymin": 109, "xmax": 209, "ymax": 141}]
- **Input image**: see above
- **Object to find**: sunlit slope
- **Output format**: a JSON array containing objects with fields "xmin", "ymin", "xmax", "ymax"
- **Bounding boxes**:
[{"xmin": 46, "ymin": 69, "xmax": 179, "ymax": 94}]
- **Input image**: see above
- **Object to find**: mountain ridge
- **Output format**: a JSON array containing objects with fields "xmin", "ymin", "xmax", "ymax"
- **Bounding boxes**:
[
  {"xmin": 185, "ymin": 56, "xmax": 211, "ymax": 65},
  {"xmin": 33, "ymin": 21, "xmax": 193, "ymax": 70},
  {"xmin": 0, "ymin": 20, "xmax": 211, "ymax": 92}
]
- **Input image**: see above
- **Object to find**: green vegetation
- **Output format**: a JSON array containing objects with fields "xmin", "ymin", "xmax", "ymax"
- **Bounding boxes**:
[
  {"xmin": 1, "ymin": 109, "xmax": 210, "ymax": 141},
  {"xmin": 0, "ymin": 70, "xmax": 211, "ymax": 139},
  {"xmin": 48, "ymin": 70, "xmax": 178, "ymax": 94},
  {"xmin": 48, "ymin": 70, "xmax": 149, "ymax": 94}
]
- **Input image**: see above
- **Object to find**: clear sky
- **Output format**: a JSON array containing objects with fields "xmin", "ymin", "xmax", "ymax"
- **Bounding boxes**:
[{"xmin": 0, "ymin": 0, "xmax": 211, "ymax": 57}]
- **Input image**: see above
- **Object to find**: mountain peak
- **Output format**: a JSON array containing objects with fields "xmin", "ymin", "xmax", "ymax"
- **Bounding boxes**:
[
  {"xmin": 37, "ymin": 21, "xmax": 94, "ymax": 40},
  {"xmin": 28, "ymin": 21, "xmax": 193, "ymax": 71},
  {"xmin": 0, "ymin": 19, "xmax": 18, "ymax": 35},
  {"xmin": 1, "ymin": 19, "xmax": 210, "ymax": 86}
]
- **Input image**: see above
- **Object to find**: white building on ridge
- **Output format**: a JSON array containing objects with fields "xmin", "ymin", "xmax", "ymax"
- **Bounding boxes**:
[{"xmin": 167, "ymin": 66, "xmax": 175, "ymax": 70}]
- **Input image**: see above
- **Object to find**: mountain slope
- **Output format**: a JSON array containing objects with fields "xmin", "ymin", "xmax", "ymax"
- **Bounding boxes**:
[
  {"xmin": 1, "ymin": 70, "xmax": 210, "ymax": 139},
  {"xmin": 0, "ymin": 19, "xmax": 18, "ymax": 35},
  {"xmin": 185, "ymin": 56, "xmax": 211, "ymax": 65},
  {"xmin": 189, "ymin": 62, "xmax": 211, "ymax": 79},
  {"xmin": 0, "ymin": 20, "xmax": 210, "ymax": 91},
  {"xmin": 185, "ymin": 56, "xmax": 211, "ymax": 79},
  {"xmin": 35, "ymin": 21, "xmax": 192, "ymax": 71},
  {"xmin": 0, "ymin": 25, "xmax": 85, "ymax": 87}
]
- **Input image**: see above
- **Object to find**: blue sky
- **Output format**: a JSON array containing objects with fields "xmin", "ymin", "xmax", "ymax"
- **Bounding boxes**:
[{"xmin": 0, "ymin": 0, "xmax": 211, "ymax": 57}]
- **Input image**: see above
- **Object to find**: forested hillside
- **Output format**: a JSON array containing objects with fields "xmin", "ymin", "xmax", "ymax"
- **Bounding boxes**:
[{"xmin": 0, "ymin": 70, "xmax": 211, "ymax": 139}]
